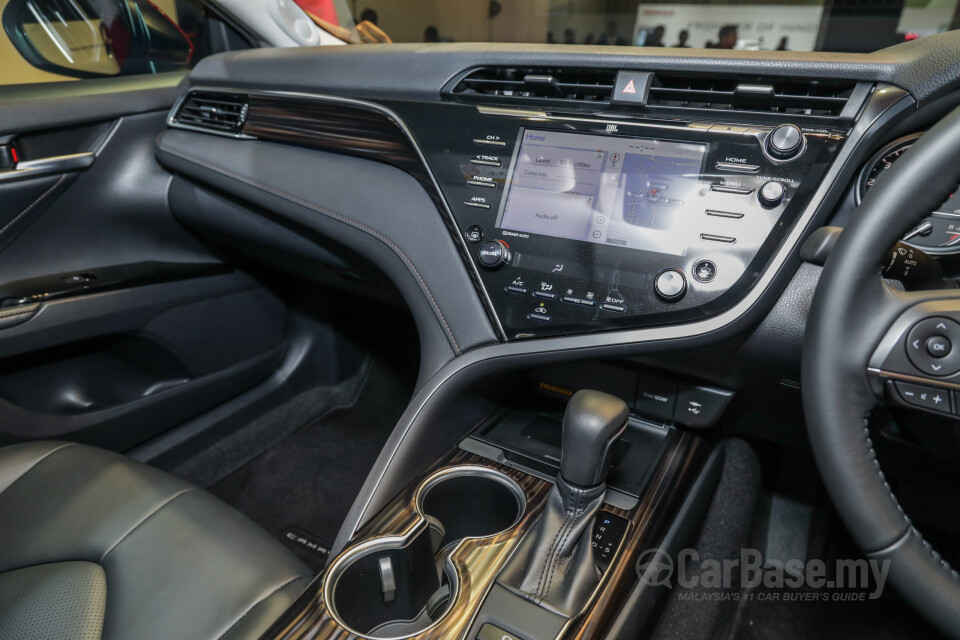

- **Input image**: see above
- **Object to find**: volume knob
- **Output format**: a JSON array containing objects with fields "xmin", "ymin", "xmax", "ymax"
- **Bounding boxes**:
[{"xmin": 766, "ymin": 124, "xmax": 804, "ymax": 161}]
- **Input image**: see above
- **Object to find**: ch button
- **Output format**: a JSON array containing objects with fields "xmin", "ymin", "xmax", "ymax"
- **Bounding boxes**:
[{"xmin": 906, "ymin": 317, "xmax": 960, "ymax": 376}]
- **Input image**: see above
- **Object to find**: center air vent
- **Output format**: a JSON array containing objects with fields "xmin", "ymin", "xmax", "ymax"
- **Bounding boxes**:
[
  {"xmin": 172, "ymin": 92, "xmax": 249, "ymax": 135},
  {"xmin": 448, "ymin": 67, "xmax": 617, "ymax": 103},
  {"xmin": 445, "ymin": 67, "xmax": 863, "ymax": 121},
  {"xmin": 645, "ymin": 73, "xmax": 858, "ymax": 118}
]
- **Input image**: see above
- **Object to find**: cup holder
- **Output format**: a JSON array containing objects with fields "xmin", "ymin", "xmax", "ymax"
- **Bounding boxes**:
[{"xmin": 325, "ymin": 467, "xmax": 525, "ymax": 638}]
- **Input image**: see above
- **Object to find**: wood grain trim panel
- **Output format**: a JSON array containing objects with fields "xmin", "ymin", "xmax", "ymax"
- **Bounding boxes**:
[{"xmin": 260, "ymin": 430, "xmax": 709, "ymax": 640}]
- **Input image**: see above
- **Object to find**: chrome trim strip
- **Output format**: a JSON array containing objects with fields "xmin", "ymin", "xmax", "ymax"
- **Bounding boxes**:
[
  {"xmin": 869, "ymin": 367, "xmax": 960, "ymax": 392},
  {"xmin": 0, "ymin": 152, "xmax": 94, "ymax": 184}
]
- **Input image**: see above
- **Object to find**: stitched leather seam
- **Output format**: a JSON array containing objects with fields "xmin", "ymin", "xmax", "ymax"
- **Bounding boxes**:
[
  {"xmin": 543, "ymin": 486, "xmax": 586, "ymax": 600},
  {"xmin": 159, "ymin": 143, "xmax": 463, "ymax": 355},
  {"xmin": 0, "ymin": 442, "xmax": 77, "ymax": 496},
  {"xmin": 214, "ymin": 574, "xmax": 311, "ymax": 640},
  {"xmin": 99, "ymin": 488, "xmax": 194, "ymax": 562},
  {"xmin": 533, "ymin": 489, "xmax": 578, "ymax": 601},
  {"xmin": 0, "ymin": 175, "xmax": 66, "ymax": 237},
  {"xmin": 861, "ymin": 422, "xmax": 960, "ymax": 580}
]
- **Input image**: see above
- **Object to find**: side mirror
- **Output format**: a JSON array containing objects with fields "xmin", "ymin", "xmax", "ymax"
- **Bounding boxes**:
[{"xmin": 2, "ymin": 0, "xmax": 193, "ymax": 79}]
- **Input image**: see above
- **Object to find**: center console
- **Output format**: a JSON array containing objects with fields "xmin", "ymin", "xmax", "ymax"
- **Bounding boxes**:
[
  {"xmin": 262, "ymin": 390, "xmax": 713, "ymax": 640},
  {"xmin": 401, "ymin": 104, "xmax": 844, "ymax": 339}
]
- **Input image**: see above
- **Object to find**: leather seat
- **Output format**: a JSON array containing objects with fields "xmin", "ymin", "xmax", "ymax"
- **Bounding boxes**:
[{"xmin": 0, "ymin": 441, "xmax": 313, "ymax": 640}]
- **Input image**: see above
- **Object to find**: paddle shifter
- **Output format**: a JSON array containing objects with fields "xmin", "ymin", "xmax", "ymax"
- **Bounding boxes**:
[{"xmin": 498, "ymin": 389, "xmax": 629, "ymax": 617}]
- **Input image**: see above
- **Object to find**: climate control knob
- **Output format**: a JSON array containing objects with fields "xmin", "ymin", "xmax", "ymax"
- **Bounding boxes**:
[
  {"xmin": 758, "ymin": 181, "xmax": 786, "ymax": 208},
  {"xmin": 766, "ymin": 124, "xmax": 804, "ymax": 161},
  {"xmin": 478, "ymin": 240, "xmax": 509, "ymax": 269}
]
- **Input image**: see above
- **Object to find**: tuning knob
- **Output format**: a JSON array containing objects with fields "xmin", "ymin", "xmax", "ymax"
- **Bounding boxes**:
[{"xmin": 766, "ymin": 124, "xmax": 804, "ymax": 162}]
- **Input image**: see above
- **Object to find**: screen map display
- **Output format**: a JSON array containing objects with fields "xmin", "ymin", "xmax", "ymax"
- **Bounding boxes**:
[{"xmin": 496, "ymin": 129, "xmax": 708, "ymax": 256}]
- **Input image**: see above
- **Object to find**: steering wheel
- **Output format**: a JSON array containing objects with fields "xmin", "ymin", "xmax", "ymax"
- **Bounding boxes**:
[{"xmin": 803, "ymin": 105, "xmax": 960, "ymax": 638}]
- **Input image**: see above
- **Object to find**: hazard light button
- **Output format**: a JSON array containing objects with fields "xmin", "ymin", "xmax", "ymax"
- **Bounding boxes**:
[{"xmin": 612, "ymin": 71, "xmax": 653, "ymax": 105}]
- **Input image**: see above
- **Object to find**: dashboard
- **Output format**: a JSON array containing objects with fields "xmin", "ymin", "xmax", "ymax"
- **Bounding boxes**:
[{"xmin": 153, "ymin": 39, "xmax": 960, "ymax": 387}]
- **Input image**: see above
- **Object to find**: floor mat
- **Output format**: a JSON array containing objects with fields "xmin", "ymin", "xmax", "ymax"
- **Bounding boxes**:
[{"xmin": 209, "ymin": 353, "xmax": 415, "ymax": 571}]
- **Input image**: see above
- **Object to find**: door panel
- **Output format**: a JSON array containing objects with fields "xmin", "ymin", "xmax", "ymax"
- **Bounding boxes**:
[{"xmin": 0, "ymin": 78, "xmax": 289, "ymax": 450}]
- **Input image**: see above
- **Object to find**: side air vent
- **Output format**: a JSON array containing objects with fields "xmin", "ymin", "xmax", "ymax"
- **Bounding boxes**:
[
  {"xmin": 172, "ymin": 92, "xmax": 249, "ymax": 135},
  {"xmin": 645, "ymin": 73, "xmax": 858, "ymax": 118},
  {"xmin": 446, "ymin": 67, "xmax": 861, "ymax": 120},
  {"xmin": 448, "ymin": 67, "xmax": 617, "ymax": 104}
]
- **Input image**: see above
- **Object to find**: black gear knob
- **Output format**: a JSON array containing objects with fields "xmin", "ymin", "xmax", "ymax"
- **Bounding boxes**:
[{"xmin": 560, "ymin": 389, "xmax": 629, "ymax": 487}]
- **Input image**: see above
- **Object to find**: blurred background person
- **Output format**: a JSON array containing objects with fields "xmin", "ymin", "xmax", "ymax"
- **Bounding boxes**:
[
  {"xmin": 674, "ymin": 29, "xmax": 690, "ymax": 48},
  {"xmin": 597, "ymin": 20, "xmax": 627, "ymax": 46},
  {"xmin": 717, "ymin": 24, "xmax": 739, "ymax": 49},
  {"xmin": 645, "ymin": 25, "xmax": 665, "ymax": 46},
  {"xmin": 776, "ymin": 36, "xmax": 790, "ymax": 50},
  {"xmin": 563, "ymin": 28, "xmax": 576, "ymax": 45},
  {"xmin": 424, "ymin": 25, "xmax": 439, "ymax": 42}
]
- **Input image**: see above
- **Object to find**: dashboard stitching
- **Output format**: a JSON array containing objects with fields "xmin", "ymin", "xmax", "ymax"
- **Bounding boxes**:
[
  {"xmin": 159, "ymin": 144, "xmax": 464, "ymax": 355},
  {"xmin": 862, "ymin": 422, "xmax": 960, "ymax": 580}
]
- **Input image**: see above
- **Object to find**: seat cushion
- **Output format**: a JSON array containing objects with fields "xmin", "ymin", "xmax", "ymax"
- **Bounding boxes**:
[{"xmin": 0, "ymin": 441, "xmax": 313, "ymax": 640}]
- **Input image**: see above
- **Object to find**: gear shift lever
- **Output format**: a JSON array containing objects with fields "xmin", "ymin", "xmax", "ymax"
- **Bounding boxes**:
[
  {"xmin": 560, "ymin": 389, "xmax": 629, "ymax": 487},
  {"xmin": 498, "ymin": 390, "xmax": 629, "ymax": 617}
]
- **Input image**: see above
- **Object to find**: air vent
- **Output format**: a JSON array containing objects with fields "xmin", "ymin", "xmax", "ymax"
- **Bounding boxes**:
[
  {"xmin": 646, "ymin": 73, "xmax": 857, "ymax": 118},
  {"xmin": 172, "ymin": 92, "xmax": 248, "ymax": 134},
  {"xmin": 448, "ymin": 67, "xmax": 617, "ymax": 104},
  {"xmin": 446, "ymin": 67, "xmax": 861, "ymax": 120}
]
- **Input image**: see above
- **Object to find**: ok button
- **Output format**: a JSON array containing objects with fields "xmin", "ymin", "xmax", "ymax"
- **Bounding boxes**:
[{"xmin": 926, "ymin": 335, "xmax": 952, "ymax": 358}]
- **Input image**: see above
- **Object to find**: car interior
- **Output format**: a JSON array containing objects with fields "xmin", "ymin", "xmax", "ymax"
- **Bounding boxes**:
[{"xmin": 3, "ymin": 1, "xmax": 960, "ymax": 639}]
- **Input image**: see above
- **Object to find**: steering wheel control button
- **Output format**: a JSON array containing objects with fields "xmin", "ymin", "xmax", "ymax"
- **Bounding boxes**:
[
  {"xmin": 478, "ymin": 240, "xmax": 508, "ymax": 268},
  {"xmin": 892, "ymin": 381, "xmax": 952, "ymax": 415},
  {"xmin": 758, "ymin": 181, "xmax": 786, "ymax": 208},
  {"xmin": 905, "ymin": 317, "xmax": 960, "ymax": 376},
  {"xmin": 694, "ymin": 260, "xmax": 718, "ymax": 282},
  {"xmin": 464, "ymin": 225, "xmax": 484, "ymax": 243},
  {"xmin": 766, "ymin": 124, "xmax": 804, "ymax": 161},
  {"xmin": 926, "ymin": 335, "xmax": 952, "ymax": 358}
]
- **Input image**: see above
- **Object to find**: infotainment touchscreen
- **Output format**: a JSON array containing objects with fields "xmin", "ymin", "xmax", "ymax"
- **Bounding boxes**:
[{"xmin": 496, "ymin": 129, "xmax": 708, "ymax": 257}]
